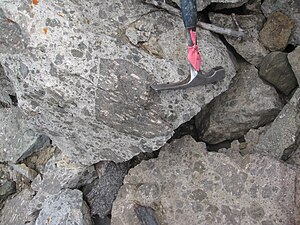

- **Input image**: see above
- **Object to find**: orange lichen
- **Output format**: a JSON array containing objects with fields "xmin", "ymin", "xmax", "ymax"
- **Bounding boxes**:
[
  {"xmin": 32, "ymin": 0, "xmax": 39, "ymax": 5},
  {"xmin": 43, "ymin": 27, "xmax": 48, "ymax": 34}
]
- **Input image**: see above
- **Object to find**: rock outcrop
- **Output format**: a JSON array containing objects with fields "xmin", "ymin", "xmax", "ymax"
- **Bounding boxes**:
[{"xmin": 0, "ymin": 0, "xmax": 236, "ymax": 165}]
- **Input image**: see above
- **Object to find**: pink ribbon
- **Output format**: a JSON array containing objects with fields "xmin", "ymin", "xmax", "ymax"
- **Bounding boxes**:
[{"xmin": 188, "ymin": 30, "xmax": 202, "ymax": 71}]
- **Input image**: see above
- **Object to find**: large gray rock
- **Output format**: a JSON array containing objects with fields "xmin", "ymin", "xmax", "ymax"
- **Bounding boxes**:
[
  {"xmin": 259, "ymin": 52, "xmax": 297, "ymax": 95},
  {"xmin": 0, "ymin": 0, "xmax": 235, "ymax": 164},
  {"xmin": 254, "ymin": 88, "xmax": 300, "ymax": 160},
  {"xmin": 0, "ymin": 107, "xmax": 46, "ymax": 163},
  {"xmin": 209, "ymin": 13, "xmax": 269, "ymax": 66},
  {"xmin": 288, "ymin": 46, "xmax": 300, "ymax": 86},
  {"xmin": 83, "ymin": 161, "xmax": 130, "ymax": 218},
  {"xmin": 195, "ymin": 61, "xmax": 283, "ymax": 144},
  {"xmin": 261, "ymin": 0, "xmax": 300, "ymax": 45},
  {"xmin": 35, "ymin": 189, "xmax": 92, "ymax": 225},
  {"xmin": 259, "ymin": 12, "xmax": 295, "ymax": 51},
  {"xmin": 111, "ymin": 136, "xmax": 298, "ymax": 225}
]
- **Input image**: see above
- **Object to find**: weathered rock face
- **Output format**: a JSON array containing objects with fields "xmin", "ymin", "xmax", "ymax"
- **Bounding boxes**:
[
  {"xmin": 261, "ymin": 0, "xmax": 300, "ymax": 45},
  {"xmin": 259, "ymin": 52, "xmax": 297, "ymax": 95},
  {"xmin": 209, "ymin": 13, "xmax": 269, "ymax": 66},
  {"xmin": 0, "ymin": 0, "xmax": 235, "ymax": 165},
  {"xmin": 254, "ymin": 88, "xmax": 300, "ymax": 160},
  {"xmin": 0, "ymin": 107, "xmax": 46, "ymax": 163},
  {"xmin": 195, "ymin": 61, "xmax": 283, "ymax": 144},
  {"xmin": 35, "ymin": 189, "xmax": 92, "ymax": 225},
  {"xmin": 111, "ymin": 136, "xmax": 297, "ymax": 225},
  {"xmin": 259, "ymin": 12, "xmax": 294, "ymax": 51},
  {"xmin": 288, "ymin": 46, "xmax": 300, "ymax": 85}
]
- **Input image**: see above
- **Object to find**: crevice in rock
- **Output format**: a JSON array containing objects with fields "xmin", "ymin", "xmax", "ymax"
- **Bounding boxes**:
[
  {"xmin": 209, "ymin": 3, "xmax": 248, "ymax": 15},
  {"xmin": 284, "ymin": 44, "xmax": 297, "ymax": 53}
]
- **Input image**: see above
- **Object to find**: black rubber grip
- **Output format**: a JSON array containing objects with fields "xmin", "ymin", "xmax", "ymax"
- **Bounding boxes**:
[{"xmin": 180, "ymin": 0, "xmax": 197, "ymax": 29}]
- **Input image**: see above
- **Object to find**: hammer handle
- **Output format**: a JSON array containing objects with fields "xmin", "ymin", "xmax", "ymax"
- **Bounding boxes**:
[{"xmin": 180, "ymin": 0, "xmax": 197, "ymax": 29}]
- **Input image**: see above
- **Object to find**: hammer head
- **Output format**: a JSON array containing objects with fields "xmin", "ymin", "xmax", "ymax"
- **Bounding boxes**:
[{"xmin": 150, "ymin": 65, "xmax": 225, "ymax": 91}]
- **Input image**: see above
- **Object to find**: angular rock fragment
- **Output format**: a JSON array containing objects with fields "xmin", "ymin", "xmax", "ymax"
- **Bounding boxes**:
[
  {"xmin": 0, "ymin": 107, "xmax": 44, "ymax": 163},
  {"xmin": 254, "ymin": 89, "xmax": 300, "ymax": 160},
  {"xmin": 259, "ymin": 52, "xmax": 297, "ymax": 95},
  {"xmin": 0, "ymin": 188, "xmax": 36, "ymax": 225},
  {"xmin": 35, "ymin": 189, "xmax": 92, "ymax": 225},
  {"xmin": 11, "ymin": 163, "xmax": 38, "ymax": 181},
  {"xmin": 0, "ymin": 0, "xmax": 236, "ymax": 164},
  {"xmin": 288, "ymin": 46, "xmax": 300, "ymax": 85},
  {"xmin": 111, "ymin": 136, "xmax": 297, "ymax": 225},
  {"xmin": 244, "ymin": 0, "xmax": 262, "ymax": 13},
  {"xmin": 259, "ymin": 12, "xmax": 294, "ymax": 51},
  {"xmin": 0, "ymin": 180, "xmax": 16, "ymax": 201},
  {"xmin": 31, "ymin": 151, "xmax": 97, "ymax": 193},
  {"xmin": 195, "ymin": 61, "xmax": 283, "ymax": 144},
  {"xmin": 261, "ymin": 0, "xmax": 300, "ymax": 45},
  {"xmin": 83, "ymin": 161, "xmax": 130, "ymax": 218},
  {"xmin": 209, "ymin": 13, "xmax": 269, "ymax": 66}
]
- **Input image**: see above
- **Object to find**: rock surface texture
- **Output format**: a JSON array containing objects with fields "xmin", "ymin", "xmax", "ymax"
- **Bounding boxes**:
[
  {"xmin": 259, "ymin": 52, "xmax": 297, "ymax": 95},
  {"xmin": 111, "ymin": 136, "xmax": 298, "ymax": 225},
  {"xmin": 209, "ymin": 13, "xmax": 269, "ymax": 66},
  {"xmin": 254, "ymin": 88, "xmax": 300, "ymax": 160},
  {"xmin": 0, "ymin": 0, "xmax": 235, "ymax": 165},
  {"xmin": 195, "ymin": 61, "xmax": 283, "ymax": 144},
  {"xmin": 174, "ymin": 0, "xmax": 249, "ymax": 11}
]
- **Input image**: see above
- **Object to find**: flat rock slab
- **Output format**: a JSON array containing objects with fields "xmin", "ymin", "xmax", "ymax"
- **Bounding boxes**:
[
  {"xmin": 261, "ymin": 0, "xmax": 300, "ymax": 45},
  {"xmin": 111, "ymin": 136, "xmax": 298, "ymax": 225},
  {"xmin": 259, "ymin": 12, "xmax": 294, "ymax": 51},
  {"xmin": 195, "ymin": 61, "xmax": 283, "ymax": 144},
  {"xmin": 0, "ymin": 1, "xmax": 235, "ymax": 164}
]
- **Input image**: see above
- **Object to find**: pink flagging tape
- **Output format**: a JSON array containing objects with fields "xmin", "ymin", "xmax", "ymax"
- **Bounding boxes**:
[{"xmin": 188, "ymin": 30, "xmax": 202, "ymax": 71}]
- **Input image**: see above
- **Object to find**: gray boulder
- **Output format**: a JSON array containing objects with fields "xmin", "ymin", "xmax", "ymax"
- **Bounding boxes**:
[
  {"xmin": 287, "ymin": 146, "xmax": 300, "ymax": 168},
  {"xmin": 195, "ymin": 61, "xmax": 283, "ymax": 144},
  {"xmin": 111, "ymin": 136, "xmax": 298, "ymax": 225},
  {"xmin": 259, "ymin": 52, "xmax": 297, "ymax": 95},
  {"xmin": 35, "ymin": 189, "xmax": 92, "ymax": 225},
  {"xmin": 261, "ymin": 0, "xmax": 300, "ymax": 45},
  {"xmin": 254, "ymin": 88, "xmax": 300, "ymax": 160},
  {"xmin": 259, "ymin": 12, "xmax": 295, "ymax": 51},
  {"xmin": 288, "ymin": 46, "xmax": 300, "ymax": 86},
  {"xmin": 209, "ymin": 13, "xmax": 269, "ymax": 66},
  {"xmin": 0, "ymin": 107, "xmax": 47, "ymax": 163},
  {"xmin": 0, "ymin": 0, "xmax": 235, "ymax": 164},
  {"xmin": 83, "ymin": 161, "xmax": 130, "ymax": 218}
]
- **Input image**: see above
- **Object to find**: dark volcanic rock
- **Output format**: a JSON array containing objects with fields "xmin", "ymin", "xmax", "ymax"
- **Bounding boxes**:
[
  {"xmin": 83, "ymin": 161, "xmax": 130, "ymax": 218},
  {"xmin": 259, "ymin": 52, "xmax": 297, "ymax": 95},
  {"xmin": 254, "ymin": 88, "xmax": 300, "ymax": 160},
  {"xmin": 195, "ymin": 61, "xmax": 283, "ymax": 144},
  {"xmin": 259, "ymin": 12, "xmax": 294, "ymax": 51},
  {"xmin": 209, "ymin": 13, "xmax": 269, "ymax": 66}
]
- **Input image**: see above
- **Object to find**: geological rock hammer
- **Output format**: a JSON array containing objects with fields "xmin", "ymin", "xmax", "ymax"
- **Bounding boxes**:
[{"xmin": 151, "ymin": 0, "xmax": 225, "ymax": 91}]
